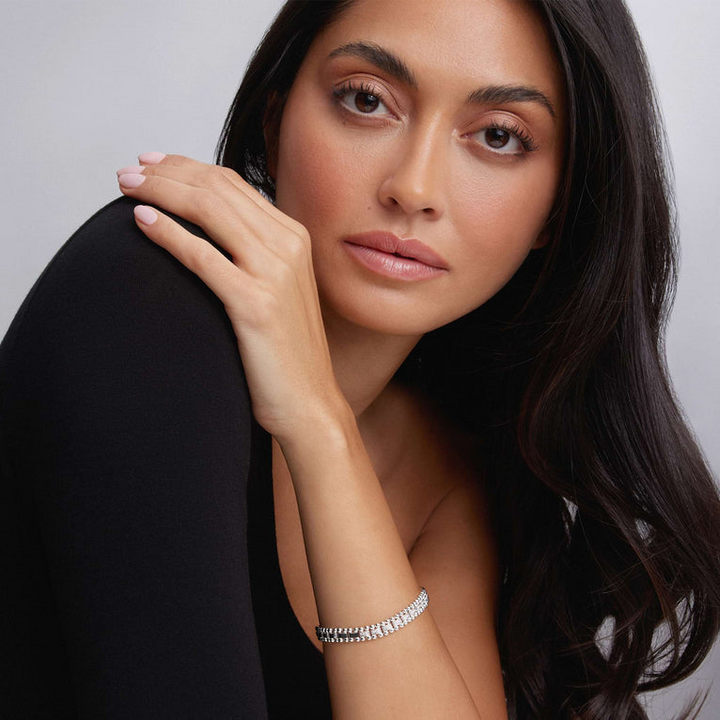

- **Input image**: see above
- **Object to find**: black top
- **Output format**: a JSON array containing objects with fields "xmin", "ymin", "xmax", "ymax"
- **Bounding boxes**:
[
  {"xmin": 0, "ymin": 196, "xmax": 330, "ymax": 718},
  {"xmin": 247, "ymin": 420, "xmax": 333, "ymax": 718}
]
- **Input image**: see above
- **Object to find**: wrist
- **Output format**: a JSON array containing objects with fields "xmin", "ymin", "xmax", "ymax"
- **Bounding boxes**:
[{"xmin": 273, "ymin": 389, "xmax": 357, "ymax": 453}]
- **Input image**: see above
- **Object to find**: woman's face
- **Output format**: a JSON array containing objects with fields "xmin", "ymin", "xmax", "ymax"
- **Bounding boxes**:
[{"xmin": 273, "ymin": 0, "xmax": 566, "ymax": 337}]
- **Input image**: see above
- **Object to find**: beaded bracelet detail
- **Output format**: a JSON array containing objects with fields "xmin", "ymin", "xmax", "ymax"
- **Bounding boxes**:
[{"xmin": 315, "ymin": 587, "xmax": 429, "ymax": 643}]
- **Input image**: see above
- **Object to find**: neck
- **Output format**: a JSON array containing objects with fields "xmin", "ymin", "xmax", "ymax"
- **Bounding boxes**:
[{"xmin": 320, "ymin": 303, "xmax": 422, "ymax": 429}]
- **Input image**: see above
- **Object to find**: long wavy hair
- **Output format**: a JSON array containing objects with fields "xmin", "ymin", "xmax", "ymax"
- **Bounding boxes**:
[{"xmin": 216, "ymin": 1, "xmax": 720, "ymax": 717}]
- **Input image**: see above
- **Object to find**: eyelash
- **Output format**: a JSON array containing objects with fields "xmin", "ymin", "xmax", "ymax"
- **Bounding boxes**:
[
  {"xmin": 331, "ymin": 80, "xmax": 539, "ymax": 156},
  {"xmin": 332, "ymin": 80, "xmax": 389, "ymax": 113},
  {"xmin": 482, "ymin": 120, "xmax": 539, "ymax": 154}
]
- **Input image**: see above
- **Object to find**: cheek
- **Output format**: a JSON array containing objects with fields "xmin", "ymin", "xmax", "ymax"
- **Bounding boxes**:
[
  {"xmin": 274, "ymin": 89, "xmax": 562, "ymax": 329},
  {"xmin": 274, "ymin": 107, "xmax": 362, "ymax": 229},
  {"xmin": 453, "ymin": 161, "xmax": 557, "ymax": 264}
]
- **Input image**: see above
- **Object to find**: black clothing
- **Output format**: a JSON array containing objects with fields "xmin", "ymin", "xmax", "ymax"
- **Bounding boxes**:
[
  {"xmin": 247, "ymin": 423, "xmax": 332, "ymax": 719},
  {"xmin": 0, "ymin": 197, "xmax": 331, "ymax": 718}
]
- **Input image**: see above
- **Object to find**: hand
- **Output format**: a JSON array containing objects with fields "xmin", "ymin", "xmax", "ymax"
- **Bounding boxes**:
[{"xmin": 116, "ymin": 153, "xmax": 350, "ymax": 445}]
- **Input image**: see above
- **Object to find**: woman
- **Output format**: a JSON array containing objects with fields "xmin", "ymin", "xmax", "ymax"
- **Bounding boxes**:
[{"xmin": 1, "ymin": 0, "xmax": 718, "ymax": 718}]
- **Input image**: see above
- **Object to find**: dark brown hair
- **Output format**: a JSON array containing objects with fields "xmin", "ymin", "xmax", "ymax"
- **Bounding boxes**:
[{"xmin": 216, "ymin": 1, "xmax": 720, "ymax": 717}]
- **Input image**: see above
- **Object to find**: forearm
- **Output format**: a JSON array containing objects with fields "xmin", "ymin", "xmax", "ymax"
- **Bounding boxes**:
[{"xmin": 277, "ymin": 403, "xmax": 483, "ymax": 720}]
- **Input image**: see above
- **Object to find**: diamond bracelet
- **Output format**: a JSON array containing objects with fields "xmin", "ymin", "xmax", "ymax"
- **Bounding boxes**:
[{"xmin": 315, "ymin": 587, "xmax": 429, "ymax": 643}]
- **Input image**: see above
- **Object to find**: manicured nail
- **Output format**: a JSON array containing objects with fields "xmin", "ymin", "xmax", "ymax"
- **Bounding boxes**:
[
  {"xmin": 118, "ymin": 173, "xmax": 146, "ymax": 188},
  {"xmin": 134, "ymin": 205, "xmax": 158, "ymax": 225},
  {"xmin": 138, "ymin": 151, "xmax": 166, "ymax": 165},
  {"xmin": 116, "ymin": 165, "xmax": 145, "ymax": 176}
]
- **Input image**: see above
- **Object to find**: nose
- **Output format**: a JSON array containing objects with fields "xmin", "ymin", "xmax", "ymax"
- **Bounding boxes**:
[{"xmin": 377, "ymin": 123, "xmax": 446, "ymax": 219}]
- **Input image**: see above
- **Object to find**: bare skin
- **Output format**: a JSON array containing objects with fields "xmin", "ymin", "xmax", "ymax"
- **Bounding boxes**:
[
  {"xmin": 269, "ymin": 0, "xmax": 566, "ymax": 674},
  {"xmin": 274, "ymin": 383, "xmax": 480, "ymax": 655},
  {"xmin": 273, "ymin": 0, "xmax": 565, "ymax": 419},
  {"xmin": 116, "ymin": 0, "xmax": 566, "ymax": 715}
]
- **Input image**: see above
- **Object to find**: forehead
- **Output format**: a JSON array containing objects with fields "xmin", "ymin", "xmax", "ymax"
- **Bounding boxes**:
[{"xmin": 308, "ymin": 0, "xmax": 564, "ymax": 105}]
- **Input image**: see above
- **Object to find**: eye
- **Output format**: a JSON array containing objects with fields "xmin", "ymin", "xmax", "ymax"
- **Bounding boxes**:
[
  {"xmin": 471, "ymin": 122, "xmax": 538, "ymax": 156},
  {"xmin": 332, "ymin": 81, "xmax": 391, "ymax": 116},
  {"xmin": 482, "ymin": 128, "xmax": 522, "ymax": 152}
]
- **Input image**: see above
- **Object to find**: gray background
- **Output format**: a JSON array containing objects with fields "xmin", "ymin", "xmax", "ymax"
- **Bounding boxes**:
[{"xmin": 1, "ymin": 1, "xmax": 717, "ymax": 716}]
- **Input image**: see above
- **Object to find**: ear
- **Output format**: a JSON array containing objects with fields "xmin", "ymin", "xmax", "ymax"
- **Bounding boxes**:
[
  {"xmin": 531, "ymin": 227, "xmax": 551, "ymax": 250},
  {"xmin": 263, "ymin": 91, "xmax": 284, "ymax": 180}
]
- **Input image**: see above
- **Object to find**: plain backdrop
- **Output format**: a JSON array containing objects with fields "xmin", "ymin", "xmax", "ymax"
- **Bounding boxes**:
[{"xmin": 1, "ymin": 1, "xmax": 717, "ymax": 717}]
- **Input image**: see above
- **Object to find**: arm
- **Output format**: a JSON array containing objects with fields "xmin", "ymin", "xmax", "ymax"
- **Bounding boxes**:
[
  {"xmin": 280, "ymin": 411, "xmax": 507, "ymax": 719},
  {"xmin": 116, "ymin": 154, "xmax": 508, "ymax": 718},
  {"xmin": 0, "ymin": 197, "xmax": 269, "ymax": 717}
]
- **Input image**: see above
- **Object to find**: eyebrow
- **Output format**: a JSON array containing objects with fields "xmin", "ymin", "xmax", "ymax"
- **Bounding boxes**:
[
  {"xmin": 329, "ymin": 42, "xmax": 418, "ymax": 88},
  {"xmin": 467, "ymin": 85, "xmax": 556, "ymax": 119},
  {"xmin": 327, "ymin": 41, "xmax": 557, "ymax": 120}
]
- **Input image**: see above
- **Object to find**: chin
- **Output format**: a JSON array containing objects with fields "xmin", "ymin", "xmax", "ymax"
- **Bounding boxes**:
[{"xmin": 319, "ymin": 286, "xmax": 467, "ymax": 338}]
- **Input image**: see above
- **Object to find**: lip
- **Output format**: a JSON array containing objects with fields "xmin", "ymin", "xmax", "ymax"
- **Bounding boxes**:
[
  {"xmin": 342, "ymin": 231, "xmax": 449, "ymax": 270},
  {"xmin": 344, "ymin": 243, "xmax": 447, "ymax": 281}
]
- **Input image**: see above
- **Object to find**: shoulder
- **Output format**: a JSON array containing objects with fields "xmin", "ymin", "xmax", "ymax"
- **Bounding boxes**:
[
  {"xmin": 378, "ymin": 380, "xmax": 494, "ymax": 540},
  {"xmin": 391, "ymin": 381, "xmax": 499, "ymax": 574},
  {"xmin": 8, "ymin": 197, "xmax": 218, "ymax": 325},
  {"xmin": 0, "ymin": 196, "xmax": 247, "ymax": 445},
  {"xmin": 13, "ymin": 196, "xmax": 178, "ymax": 311},
  {"xmin": 1, "ymin": 196, "xmax": 234, "ymax": 366}
]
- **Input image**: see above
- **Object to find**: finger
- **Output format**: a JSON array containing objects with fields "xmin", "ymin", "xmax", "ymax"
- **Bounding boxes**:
[
  {"xmin": 136, "ymin": 153, "xmax": 307, "ymax": 238},
  {"xmin": 118, "ymin": 172, "xmax": 277, "ymax": 276},
  {"xmin": 137, "ymin": 151, "xmax": 166, "ymax": 165},
  {"xmin": 124, "ymin": 162, "xmax": 271, "ymax": 236},
  {"xmin": 132, "ymin": 204, "xmax": 260, "ymax": 318},
  {"xmin": 118, "ymin": 167, "xmax": 314, "ymax": 280}
]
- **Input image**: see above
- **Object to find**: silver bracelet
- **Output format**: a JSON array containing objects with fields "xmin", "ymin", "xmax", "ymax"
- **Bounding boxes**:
[{"xmin": 315, "ymin": 587, "xmax": 429, "ymax": 643}]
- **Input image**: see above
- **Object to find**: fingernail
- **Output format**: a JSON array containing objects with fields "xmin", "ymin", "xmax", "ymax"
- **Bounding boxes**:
[
  {"xmin": 134, "ymin": 205, "xmax": 158, "ymax": 225},
  {"xmin": 138, "ymin": 151, "xmax": 166, "ymax": 165},
  {"xmin": 116, "ymin": 165, "xmax": 145, "ymax": 176},
  {"xmin": 118, "ymin": 173, "xmax": 146, "ymax": 188}
]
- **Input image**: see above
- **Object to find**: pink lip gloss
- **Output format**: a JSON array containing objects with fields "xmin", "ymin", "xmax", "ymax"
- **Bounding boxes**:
[{"xmin": 344, "ymin": 242, "xmax": 447, "ymax": 280}]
